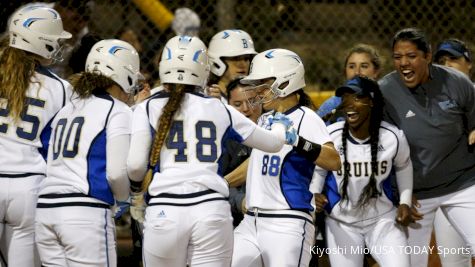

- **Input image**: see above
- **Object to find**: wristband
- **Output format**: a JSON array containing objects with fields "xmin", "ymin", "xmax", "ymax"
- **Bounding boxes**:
[
  {"xmin": 130, "ymin": 180, "xmax": 142, "ymax": 193},
  {"xmin": 295, "ymin": 136, "xmax": 322, "ymax": 162}
]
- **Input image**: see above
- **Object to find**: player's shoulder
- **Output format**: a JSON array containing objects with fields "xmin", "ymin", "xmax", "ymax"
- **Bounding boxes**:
[
  {"xmin": 35, "ymin": 65, "xmax": 70, "ymax": 88},
  {"xmin": 326, "ymin": 121, "xmax": 345, "ymax": 135},
  {"xmin": 380, "ymin": 121, "xmax": 404, "ymax": 139}
]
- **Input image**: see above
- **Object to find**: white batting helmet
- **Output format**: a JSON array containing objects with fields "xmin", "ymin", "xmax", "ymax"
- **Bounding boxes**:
[
  {"xmin": 9, "ymin": 5, "xmax": 72, "ymax": 61},
  {"xmin": 208, "ymin": 29, "xmax": 257, "ymax": 77},
  {"xmin": 159, "ymin": 35, "xmax": 209, "ymax": 89},
  {"xmin": 86, "ymin": 39, "xmax": 143, "ymax": 95},
  {"xmin": 241, "ymin": 49, "xmax": 306, "ymax": 98}
]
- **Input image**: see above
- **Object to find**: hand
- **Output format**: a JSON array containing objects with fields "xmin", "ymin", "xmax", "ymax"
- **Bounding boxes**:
[
  {"xmin": 314, "ymin": 193, "xmax": 328, "ymax": 212},
  {"xmin": 410, "ymin": 195, "xmax": 424, "ymax": 222},
  {"xmin": 130, "ymin": 192, "xmax": 146, "ymax": 223},
  {"xmin": 469, "ymin": 129, "xmax": 475, "ymax": 145},
  {"xmin": 206, "ymin": 84, "xmax": 223, "ymax": 99},
  {"xmin": 396, "ymin": 204, "xmax": 413, "ymax": 226},
  {"xmin": 269, "ymin": 112, "xmax": 293, "ymax": 130}
]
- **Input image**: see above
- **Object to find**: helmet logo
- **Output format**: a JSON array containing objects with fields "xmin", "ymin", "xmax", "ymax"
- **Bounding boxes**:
[
  {"xmin": 242, "ymin": 39, "xmax": 248, "ymax": 48},
  {"xmin": 178, "ymin": 74, "xmax": 184, "ymax": 81},
  {"xmin": 178, "ymin": 55, "xmax": 184, "ymax": 61},
  {"xmin": 222, "ymin": 31, "xmax": 230, "ymax": 39},
  {"xmin": 265, "ymin": 50, "xmax": 275, "ymax": 59},
  {"xmin": 109, "ymin": 46, "xmax": 127, "ymax": 55}
]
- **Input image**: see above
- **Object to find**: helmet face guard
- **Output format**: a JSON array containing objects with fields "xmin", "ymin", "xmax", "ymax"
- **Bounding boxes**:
[
  {"xmin": 159, "ymin": 36, "xmax": 210, "ymax": 89},
  {"xmin": 9, "ymin": 6, "xmax": 72, "ymax": 60},
  {"xmin": 208, "ymin": 29, "xmax": 257, "ymax": 77},
  {"xmin": 241, "ymin": 49, "xmax": 306, "ymax": 99},
  {"xmin": 86, "ymin": 39, "xmax": 143, "ymax": 95}
]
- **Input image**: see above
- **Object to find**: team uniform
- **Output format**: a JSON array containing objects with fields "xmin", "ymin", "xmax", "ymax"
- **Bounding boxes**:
[
  {"xmin": 129, "ymin": 91, "xmax": 286, "ymax": 267},
  {"xmin": 380, "ymin": 65, "xmax": 475, "ymax": 267},
  {"xmin": 0, "ymin": 66, "xmax": 72, "ymax": 267},
  {"xmin": 313, "ymin": 121, "xmax": 412, "ymax": 267},
  {"xmin": 35, "ymin": 93, "xmax": 132, "ymax": 266},
  {"xmin": 232, "ymin": 106, "xmax": 329, "ymax": 267}
]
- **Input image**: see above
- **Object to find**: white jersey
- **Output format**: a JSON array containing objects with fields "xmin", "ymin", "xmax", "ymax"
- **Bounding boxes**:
[
  {"xmin": 0, "ymin": 66, "xmax": 72, "ymax": 176},
  {"xmin": 132, "ymin": 91, "xmax": 256, "ymax": 200},
  {"xmin": 246, "ymin": 105, "xmax": 332, "ymax": 212},
  {"xmin": 38, "ymin": 94, "xmax": 132, "ymax": 205},
  {"xmin": 320, "ymin": 121, "xmax": 411, "ymax": 224}
]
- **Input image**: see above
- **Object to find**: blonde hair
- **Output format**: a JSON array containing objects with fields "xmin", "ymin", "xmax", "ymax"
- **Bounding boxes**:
[
  {"xmin": 141, "ymin": 84, "xmax": 188, "ymax": 192},
  {"xmin": 0, "ymin": 36, "xmax": 37, "ymax": 121},
  {"xmin": 69, "ymin": 71, "xmax": 116, "ymax": 99}
]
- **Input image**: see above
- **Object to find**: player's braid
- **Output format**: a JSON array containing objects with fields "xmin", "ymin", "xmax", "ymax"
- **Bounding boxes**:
[
  {"xmin": 357, "ymin": 86, "xmax": 385, "ymax": 208},
  {"xmin": 0, "ymin": 36, "xmax": 36, "ymax": 122},
  {"xmin": 141, "ymin": 84, "xmax": 187, "ymax": 192},
  {"xmin": 340, "ymin": 122, "xmax": 351, "ymax": 205},
  {"xmin": 69, "ymin": 72, "xmax": 116, "ymax": 99}
]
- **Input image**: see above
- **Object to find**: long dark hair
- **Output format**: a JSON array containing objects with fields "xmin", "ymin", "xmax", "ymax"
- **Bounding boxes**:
[{"xmin": 340, "ymin": 77, "xmax": 385, "ymax": 209}]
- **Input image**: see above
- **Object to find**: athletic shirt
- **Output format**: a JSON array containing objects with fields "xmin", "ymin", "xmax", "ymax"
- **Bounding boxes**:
[
  {"xmin": 321, "ymin": 121, "xmax": 411, "ymax": 225},
  {"xmin": 133, "ymin": 91, "xmax": 256, "ymax": 198},
  {"xmin": 39, "ymin": 94, "xmax": 132, "ymax": 205},
  {"xmin": 0, "ymin": 66, "xmax": 72, "ymax": 176},
  {"xmin": 246, "ymin": 105, "xmax": 332, "ymax": 212}
]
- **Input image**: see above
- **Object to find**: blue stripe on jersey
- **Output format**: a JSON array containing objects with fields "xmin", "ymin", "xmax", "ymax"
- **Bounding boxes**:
[
  {"xmin": 38, "ymin": 117, "xmax": 53, "ymax": 160},
  {"xmin": 148, "ymin": 125, "xmax": 160, "ymax": 174},
  {"xmin": 280, "ymin": 151, "xmax": 315, "ymax": 211},
  {"xmin": 382, "ymin": 168, "xmax": 398, "ymax": 206},
  {"xmin": 87, "ymin": 129, "xmax": 114, "ymax": 205},
  {"xmin": 323, "ymin": 172, "xmax": 341, "ymax": 214},
  {"xmin": 217, "ymin": 126, "xmax": 244, "ymax": 176}
]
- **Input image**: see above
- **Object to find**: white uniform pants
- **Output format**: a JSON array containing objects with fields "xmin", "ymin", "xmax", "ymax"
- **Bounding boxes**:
[
  {"xmin": 325, "ymin": 210, "xmax": 410, "ymax": 267},
  {"xmin": 434, "ymin": 208, "xmax": 471, "ymax": 267},
  {"xmin": 232, "ymin": 209, "xmax": 315, "ymax": 267},
  {"xmin": 0, "ymin": 175, "xmax": 42, "ymax": 267},
  {"xmin": 35, "ymin": 206, "xmax": 116, "ymax": 267},
  {"xmin": 143, "ymin": 200, "xmax": 233, "ymax": 267},
  {"xmin": 408, "ymin": 184, "xmax": 475, "ymax": 267}
]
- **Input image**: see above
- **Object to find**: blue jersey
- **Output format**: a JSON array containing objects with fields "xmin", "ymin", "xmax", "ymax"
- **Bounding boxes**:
[
  {"xmin": 246, "ymin": 105, "xmax": 332, "ymax": 212},
  {"xmin": 316, "ymin": 121, "xmax": 411, "ymax": 225},
  {"xmin": 0, "ymin": 66, "xmax": 72, "ymax": 176},
  {"xmin": 132, "ymin": 91, "xmax": 257, "ymax": 199},
  {"xmin": 39, "ymin": 94, "xmax": 132, "ymax": 205}
]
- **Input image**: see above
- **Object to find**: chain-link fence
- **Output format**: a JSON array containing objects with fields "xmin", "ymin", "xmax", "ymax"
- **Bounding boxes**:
[{"xmin": 2, "ymin": 0, "xmax": 474, "ymax": 91}]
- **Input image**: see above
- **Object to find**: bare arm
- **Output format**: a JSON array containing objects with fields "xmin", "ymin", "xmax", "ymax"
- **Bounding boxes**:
[
  {"xmin": 225, "ymin": 158, "xmax": 249, "ymax": 187},
  {"xmin": 315, "ymin": 142, "xmax": 341, "ymax": 171}
]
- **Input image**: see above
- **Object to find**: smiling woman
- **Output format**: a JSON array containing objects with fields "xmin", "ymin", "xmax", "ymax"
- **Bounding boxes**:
[{"xmin": 312, "ymin": 75, "xmax": 415, "ymax": 267}]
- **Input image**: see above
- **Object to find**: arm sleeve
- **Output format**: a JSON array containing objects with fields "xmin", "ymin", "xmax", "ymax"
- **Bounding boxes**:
[
  {"xmin": 107, "ymin": 134, "xmax": 130, "ymax": 201},
  {"xmin": 106, "ymin": 108, "xmax": 133, "ymax": 201},
  {"xmin": 226, "ymin": 106, "xmax": 286, "ymax": 152},
  {"xmin": 394, "ymin": 129, "xmax": 413, "ymax": 206},
  {"xmin": 309, "ymin": 167, "xmax": 328, "ymax": 194},
  {"xmin": 242, "ymin": 123, "xmax": 286, "ymax": 153},
  {"xmin": 127, "ymin": 104, "xmax": 153, "ymax": 182}
]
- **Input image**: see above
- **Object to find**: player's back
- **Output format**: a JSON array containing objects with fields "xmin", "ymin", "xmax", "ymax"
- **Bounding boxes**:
[
  {"xmin": 41, "ymin": 94, "xmax": 131, "ymax": 205},
  {"xmin": 144, "ymin": 91, "xmax": 255, "ymax": 197},
  {"xmin": 0, "ymin": 67, "xmax": 72, "ymax": 175}
]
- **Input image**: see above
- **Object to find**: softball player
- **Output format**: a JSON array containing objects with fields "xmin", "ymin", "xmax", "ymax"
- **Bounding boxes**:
[
  {"xmin": 127, "ymin": 36, "xmax": 293, "ymax": 267},
  {"xmin": 0, "ymin": 6, "xmax": 72, "ymax": 267},
  {"xmin": 35, "ymin": 39, "xmax": 142, "ymax": 266},
  {"xmin": 206, "ymin": 29, "xmax": 257, "ymax": 102},
  {"xmin": 231, "ymin": 49, "xmax": 341, "ymax": 267},
  {"xmin": 313, "ymin": 76, "xmax": 413, "ymax": 267}
]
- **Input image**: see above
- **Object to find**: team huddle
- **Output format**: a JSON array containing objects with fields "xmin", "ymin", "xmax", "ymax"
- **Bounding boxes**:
[{"xmin": 1, "ymin": 4, "xmax": 475, "ymax": 267}]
